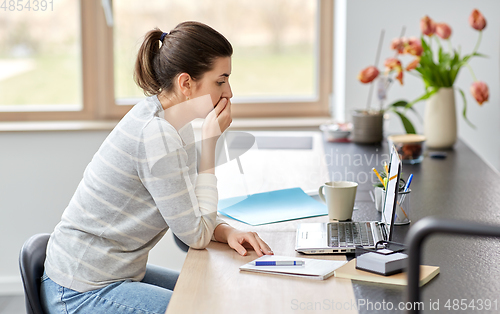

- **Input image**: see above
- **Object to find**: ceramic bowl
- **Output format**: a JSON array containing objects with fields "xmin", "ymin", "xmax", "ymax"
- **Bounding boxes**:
[{"xmin": 320, "ymin": 123, "xmax": 352, "ymax": 142}]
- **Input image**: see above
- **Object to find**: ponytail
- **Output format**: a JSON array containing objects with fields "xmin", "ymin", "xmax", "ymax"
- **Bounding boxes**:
[
  {"xmin": 134, "ymin": 22, "xmax": 233, "ymax": 97},
  {"xmin": 134, "ymin": 28, "xmax": 163, "ymax": 96}
]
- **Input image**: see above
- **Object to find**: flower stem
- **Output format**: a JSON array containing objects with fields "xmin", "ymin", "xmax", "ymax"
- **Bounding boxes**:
[
  {"xmin": 472, "ymin": 31, "xmax": 483, "ymax": 55},
  {"xmin": 465, "ymin": 62, "xmax": 477, "ymax": 81},
  {"xmin": 406, "ymin": 71, "xmax": 422, "ymax": 79},
  {"xmin": 434, "ymin": 35, "xmax": 442, "ymax": 49}
]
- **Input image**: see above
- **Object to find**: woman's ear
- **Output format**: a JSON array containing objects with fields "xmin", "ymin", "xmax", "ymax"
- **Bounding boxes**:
[{"xmin": 177, "ymin": 73, "xmax": 192, "ymax": 99}]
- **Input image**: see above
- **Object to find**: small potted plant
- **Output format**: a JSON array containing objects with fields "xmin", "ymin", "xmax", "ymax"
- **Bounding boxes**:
[
  {"xmin": 372, "ymin": 166, "xmax": 406, "ymax": 212},
  {"xmin": 355, "ymin": 29, "xmax": 419, "ymax": 144}
]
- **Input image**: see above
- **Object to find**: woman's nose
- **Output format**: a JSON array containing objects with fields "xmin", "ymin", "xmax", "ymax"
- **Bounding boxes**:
[{"xmin": 224, "ymin": 83, "xmax": 233, "ymax": 99}]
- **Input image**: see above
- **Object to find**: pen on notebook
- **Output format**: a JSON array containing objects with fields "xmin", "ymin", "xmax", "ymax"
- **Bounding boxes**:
[{"xmin": 253, "ymin": 261, "xmax": 305, "ymax": 266}]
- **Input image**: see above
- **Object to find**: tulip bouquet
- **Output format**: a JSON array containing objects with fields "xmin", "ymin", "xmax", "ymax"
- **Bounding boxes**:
[
  {"xmin": 357, "ymin": 31, "xmax": 425, "ymax": 134},
  {"xmin": 358, "ymin": 9, "xmax": 489, "ymax": 131}
]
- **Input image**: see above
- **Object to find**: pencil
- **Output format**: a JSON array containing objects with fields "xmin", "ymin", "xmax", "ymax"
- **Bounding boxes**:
[
  {"xmin": 372, "ymin": 168, "xmax": 385, "ymax": 188},
  {"xmin": 397, "ymin": 200, "xmax": 409, "ymax": 220},
  {"xmin": 384, "ymin": 162, "xmax": 389, "ymax": 177}
]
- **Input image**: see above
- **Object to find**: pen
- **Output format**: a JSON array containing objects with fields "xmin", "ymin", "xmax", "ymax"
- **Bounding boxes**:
[
  {"xmin": 253, "ymin": 261, "xmax": 305, "ymax": 266},
  {"xmin": 404, "ymin": 174, "xmax": 413, "ymax": 192},
  {"xmin": 400, "ymin": 174, "xmax": 413, "ymax": 204}
]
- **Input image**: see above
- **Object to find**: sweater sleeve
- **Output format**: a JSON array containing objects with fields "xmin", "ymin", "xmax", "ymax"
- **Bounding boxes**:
[{"xmin": 138, "ymin": 119, "xmax": 219, "ymax": 249}]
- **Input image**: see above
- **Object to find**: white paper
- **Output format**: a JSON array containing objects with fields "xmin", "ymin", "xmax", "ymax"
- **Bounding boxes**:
[{"xmin": 239, "ymin": 255, "xmax": 347, "ymax": 280}]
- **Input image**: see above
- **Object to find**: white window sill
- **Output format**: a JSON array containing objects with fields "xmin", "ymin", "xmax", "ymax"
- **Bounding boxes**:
[{"xmin": 0, "ymin": 117, "xmax": 330, "ymax": 133}]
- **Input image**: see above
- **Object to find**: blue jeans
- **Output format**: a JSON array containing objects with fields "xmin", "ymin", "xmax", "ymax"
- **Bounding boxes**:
[{"xmin": 40, "ymin": 265, "xmax": 179, "ymax": 314}]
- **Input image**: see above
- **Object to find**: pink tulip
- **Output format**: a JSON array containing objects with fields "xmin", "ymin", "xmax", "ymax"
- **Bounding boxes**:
[
  {"xmin": 469, "ymin": 9, "xmax": 487, "ymax": 31},
  {"xmin": 420, "ymin": 16, "xmax": 436, "ymax": 36},
  {"xmin": 436, "ymin": 23, "xmax": 452, "ymax": 39},
  {"xmin": 358, "ymin": 66, "xmax": 379, "ymax": 84},
  {"xmin": 403, "ymin": 37, "xmax": 423, "ymax": 57},
  {"xmin": 395, "ymin": 70, "xmax": 404, "ymax": 85},
  {"xmin": 405, "ymin": 58, "xmax": 420, "ymax": 71},
  {"xmin": 384, "ymin": 58, "xmax": 402, "ymax": 71},
  {"xmin": 470, "ymin": 81, "xmax": 489, "ymax": 105},
  {"xmin": 384, "ymin": 58, "xmax": 403, "ymax": 85},
  {"xmin": 390, "ymin": 38, "xmax": 405, "ymax": 54}
]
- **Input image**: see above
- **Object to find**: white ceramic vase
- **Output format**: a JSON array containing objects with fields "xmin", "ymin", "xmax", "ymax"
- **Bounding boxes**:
[{"xmin": 424, "ymin": 87, "xmax": 457, "ymax": 149}]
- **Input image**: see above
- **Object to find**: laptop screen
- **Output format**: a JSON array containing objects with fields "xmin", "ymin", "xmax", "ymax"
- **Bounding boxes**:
[{"xmin": 382, "ymin": 145, "xmax": 402, "ymax": 240}]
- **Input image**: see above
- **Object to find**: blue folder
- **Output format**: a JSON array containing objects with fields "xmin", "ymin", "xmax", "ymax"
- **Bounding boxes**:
[{"xmin": 217, "ymin": 187, "xmax": 327, "ymax": 226}]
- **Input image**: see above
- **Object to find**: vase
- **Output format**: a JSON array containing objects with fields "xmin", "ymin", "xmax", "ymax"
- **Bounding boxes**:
[
  {"xmin": 424, "ymin": 87, "xmax": 457, "ymax": 149},
  {"xmin": 351, "ymin": 110, "xmax": 384, "ymax": 144}
]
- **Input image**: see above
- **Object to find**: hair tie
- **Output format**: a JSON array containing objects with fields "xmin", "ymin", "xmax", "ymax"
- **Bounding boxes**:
[{"xmin": 160, "ymin": 32, "xmax": 169, "ymax": 42}]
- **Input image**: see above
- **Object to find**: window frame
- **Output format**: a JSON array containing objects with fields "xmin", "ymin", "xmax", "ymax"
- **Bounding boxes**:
[{"xmin": 0, "ymin": 0, "xmax": 333, "ymax": 122}]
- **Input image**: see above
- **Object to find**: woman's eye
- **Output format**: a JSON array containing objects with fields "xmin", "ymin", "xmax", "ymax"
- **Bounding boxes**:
[{"xmin": 217, "ymin": 81, "xmax": 225, "ymax": 86}]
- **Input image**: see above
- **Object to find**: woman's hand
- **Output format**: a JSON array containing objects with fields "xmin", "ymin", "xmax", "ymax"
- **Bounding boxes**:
[
  {"xmin": 214, "ymin": 224, "xmax": 273, "ymax": 257},
  {"xmin": 198, "ymin": 97, "xmax": 232, "ymax": 174},
  {"xmin": 202, "ymin": 97, "xmax": 232, "ymax": 141}
]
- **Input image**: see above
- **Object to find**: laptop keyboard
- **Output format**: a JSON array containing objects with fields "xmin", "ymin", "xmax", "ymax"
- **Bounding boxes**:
[{"xmin": 328, "ymin": 222, "xmax": 376, "ymax": 248}]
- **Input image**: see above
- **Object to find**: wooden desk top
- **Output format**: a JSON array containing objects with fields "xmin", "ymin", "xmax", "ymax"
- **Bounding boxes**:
[
  {"xmin": 167, "ymin": 133, "xmax": 500, "ymax": 314},
  {"xmin": 166, "ymin": 216, "xmax": 357, "ymax": 314}
]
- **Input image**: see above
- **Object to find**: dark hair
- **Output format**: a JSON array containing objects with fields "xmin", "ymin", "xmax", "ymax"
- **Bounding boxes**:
[{"xmin": 134, "ymin": 21, "xmax": 233, "ymax": 96}]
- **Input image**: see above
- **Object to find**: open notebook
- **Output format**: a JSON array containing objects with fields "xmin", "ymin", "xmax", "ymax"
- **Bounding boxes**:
[{"xmin": 239, "ymin": 255, "xmax": 347, "ymax": 280}]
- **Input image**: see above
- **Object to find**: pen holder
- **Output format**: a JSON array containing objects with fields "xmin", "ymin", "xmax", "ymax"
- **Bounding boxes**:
[
  {"xmin": 387, "ymin": 189, "xmax": 411, "ymax": 225},
  {"xmin": 380, "ymin": 189, "xmax": 411, "ymax": 224}
]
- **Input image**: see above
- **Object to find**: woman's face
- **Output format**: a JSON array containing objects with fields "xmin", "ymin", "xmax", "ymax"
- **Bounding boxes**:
[{"xmin": 190, "ymin": 57, "xmax": 233, "ymax": 117}]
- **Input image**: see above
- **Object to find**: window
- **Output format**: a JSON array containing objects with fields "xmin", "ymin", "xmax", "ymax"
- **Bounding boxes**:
[
  {"xmin": 0, "ymin": 0, "xmax": 83, "ymax": 120},
  {"xmin": 0, "ymin": 0, "xmax": 332, "ymax": 122},
  {"xmin": 113, "ymin": 0, "xmax": 333, "ymax": 118}
]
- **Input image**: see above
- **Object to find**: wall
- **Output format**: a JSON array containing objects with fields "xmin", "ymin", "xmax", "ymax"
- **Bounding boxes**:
[
  {"xmin": 0, "ymin": 130, "xmax": 187, "ymax": 294},
  {"xmin": 334, "ymin": 0, "xmax": 500, "ymax": 171}
]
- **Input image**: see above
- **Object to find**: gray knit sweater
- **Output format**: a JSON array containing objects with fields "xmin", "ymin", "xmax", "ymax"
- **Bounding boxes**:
[{"xmin": 45, "ymin": 95, "xmax": 225, "ymax": 292}]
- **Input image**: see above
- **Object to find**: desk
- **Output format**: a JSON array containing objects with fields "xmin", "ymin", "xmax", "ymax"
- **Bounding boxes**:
[{"xmin": 167, "ymin": 138, "xmax": 500, "ymax": 314}]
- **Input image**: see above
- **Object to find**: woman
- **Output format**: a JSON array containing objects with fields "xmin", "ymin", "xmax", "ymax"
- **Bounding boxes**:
[{"xmin": 40, "ymin": 21, "xmax": 273, "ymax": 314}]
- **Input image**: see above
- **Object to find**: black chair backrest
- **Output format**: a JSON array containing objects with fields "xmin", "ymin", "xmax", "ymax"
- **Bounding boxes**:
[
  {"xmin": 173, "ymin": 233, "xmax": 189, "ymax": 252},
  {"xmin": 19, "ymin": 233, "xmax": 50, "ymax": 314}
]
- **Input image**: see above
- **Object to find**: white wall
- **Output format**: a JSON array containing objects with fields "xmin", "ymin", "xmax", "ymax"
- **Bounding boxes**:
[
  {"xmin": 0, "ymin": 130, "xmax": 187, "ymax": 295},
  {"xmin": 335, "ymin": 0, "xmax": 500, "ymax": 171}
]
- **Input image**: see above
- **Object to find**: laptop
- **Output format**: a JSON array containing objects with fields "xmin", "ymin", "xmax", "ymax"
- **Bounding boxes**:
[{"xmin": 295, "ymin": 145, "xmax": 402, "ymax": 254}]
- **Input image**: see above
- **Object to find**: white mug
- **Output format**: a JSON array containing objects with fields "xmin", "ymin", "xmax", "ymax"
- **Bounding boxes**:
[{"xmin": 318, "ymin": 181, "xmax": 358, "ymax": 221}]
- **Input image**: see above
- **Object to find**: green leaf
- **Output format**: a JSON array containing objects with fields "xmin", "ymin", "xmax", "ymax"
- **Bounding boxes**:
[
  {"xmin": 392, "ymin": 110, "xmax": 416, "ymax": 134},
  {"xmin": 457, "ymin": 87, "xmax": 476, "ymax": 129},
  {"xmin": 388, "ymin": 100, "xmax": 408, "ymax": 108},
  {"xmin": 388, "ymin": 99, "xmax": 422, "ymax": 122},
  {"xmin": 405, "ymin": 88, "xmax": 439, "ymax": 109},
  {"xmin": 472, "ymin": 52, "xmax": 488, "ymax": 58}
]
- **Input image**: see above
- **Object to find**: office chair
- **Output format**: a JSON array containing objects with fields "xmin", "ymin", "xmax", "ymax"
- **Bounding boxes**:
[
  {"xmin": 19, "ymin": 233, "xmax": 50, "ymax": 314},
  {"xmin": 173, "ymin": 233, "xmax": 189, "ymax": 252},
  {"xmin": 405, "ymin": 217, "xmax": 500, "ymax": 313}
]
